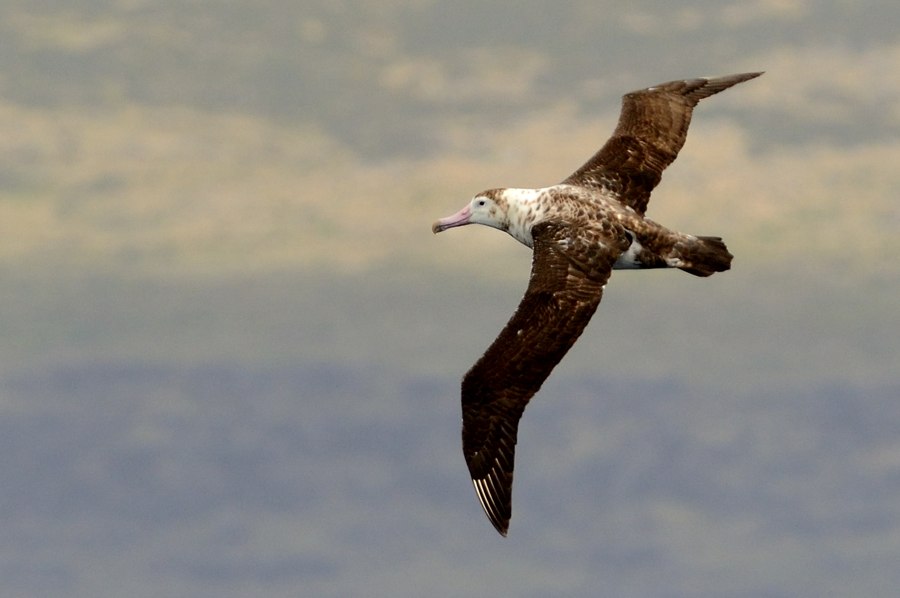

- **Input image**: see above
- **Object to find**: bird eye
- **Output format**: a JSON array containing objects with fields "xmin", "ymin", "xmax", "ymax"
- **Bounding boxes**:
[{"xmin": 477, "ymin": 199, "xmax": 486, "ymax": 207}]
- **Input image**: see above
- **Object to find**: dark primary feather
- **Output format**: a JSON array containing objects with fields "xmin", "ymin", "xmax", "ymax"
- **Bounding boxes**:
[
  {"xmin": 562, "ymin": 72, "xmax": 763, "ymax": 215},
  {"xmin": 461, "ymin": 221, "xmax": 628, "ymax": 536}
]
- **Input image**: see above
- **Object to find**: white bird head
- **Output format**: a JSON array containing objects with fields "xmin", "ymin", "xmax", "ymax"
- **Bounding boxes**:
[{"xmin": 432, "ymin": 189, "xmax": 509, "ymax": 235}]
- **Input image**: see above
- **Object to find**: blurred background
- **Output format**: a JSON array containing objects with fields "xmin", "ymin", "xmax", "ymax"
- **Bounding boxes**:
[{"xmin": 1, "ymin": 1, "xmax": 898, "ymax": 596}]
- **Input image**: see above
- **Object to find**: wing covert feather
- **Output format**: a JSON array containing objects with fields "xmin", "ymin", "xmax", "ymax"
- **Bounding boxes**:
[
  {"xmin": 461, "ymin": 221, "xmax": 626, "ymax": 535},
  {"xmin": 562, "ymin": 72, "xmax": 762, "ymax": 214}
]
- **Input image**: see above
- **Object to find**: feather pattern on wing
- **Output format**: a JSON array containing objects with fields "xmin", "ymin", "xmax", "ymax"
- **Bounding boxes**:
[
  {"xmin": 461, "ymin": 220, "xmax": 628, "ymax": 535},
  {"xmin": 562, "ymin": 72, "xmax": 762, "ymax": 215}
]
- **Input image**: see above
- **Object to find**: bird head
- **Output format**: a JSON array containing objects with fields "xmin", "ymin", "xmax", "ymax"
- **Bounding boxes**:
[{"xmin": 432, "ymin": 190, "xmax": 508, "ymax": 234}]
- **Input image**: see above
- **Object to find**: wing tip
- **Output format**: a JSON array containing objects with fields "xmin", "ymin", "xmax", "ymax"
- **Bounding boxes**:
[
  {"xmin": 640, "ymin": 71, "xmax": 764, "ymax": 99},
  {"xmin": 714, "ymin": 71, "xmax": 764, "ymax": 86},
  {"xmin": 472, "ymin": 477, "xmax": 511, "ymax": 537}
]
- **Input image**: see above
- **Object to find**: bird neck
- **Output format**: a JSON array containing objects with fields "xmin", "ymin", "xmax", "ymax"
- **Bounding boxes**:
[{"xmin": 502, "ymin": 188, "xmax": 548, "ymax": 248}]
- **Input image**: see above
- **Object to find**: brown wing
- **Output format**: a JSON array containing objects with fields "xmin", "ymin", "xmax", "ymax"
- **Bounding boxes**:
[
  {"xmin": 562, "ymin": 72, "xmax": 762, "ymax": 215},
  {"xmin": 461, "ymin": 220, "xmax": 628, "ymax": 536}
]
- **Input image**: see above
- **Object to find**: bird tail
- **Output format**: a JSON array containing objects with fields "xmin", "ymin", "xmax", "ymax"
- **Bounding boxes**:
[{"xmin": 676, "ymin": 236, "xmax": 733, "ymax": 277}]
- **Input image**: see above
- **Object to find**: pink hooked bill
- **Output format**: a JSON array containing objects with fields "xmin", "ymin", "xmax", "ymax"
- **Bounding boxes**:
[{"xmin": 432, "ymin": 204, "xmax": 472, "ymax": 234}]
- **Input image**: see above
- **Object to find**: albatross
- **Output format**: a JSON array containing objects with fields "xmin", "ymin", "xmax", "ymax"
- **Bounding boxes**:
[{"xmin": 431, "ymin": 72, "xmax": 763, "ymax": 536}]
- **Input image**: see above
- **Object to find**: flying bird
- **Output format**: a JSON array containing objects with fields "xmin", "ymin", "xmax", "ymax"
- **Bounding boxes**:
[{"xmin": 431, "ymin": 72, "xmax": 762, "ymax": 536}]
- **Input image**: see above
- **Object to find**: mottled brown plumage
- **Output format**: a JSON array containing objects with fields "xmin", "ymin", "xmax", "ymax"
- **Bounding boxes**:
[
  {"xmin": 432, "ymin": 72, "xmax": 762, "ymax": 536},
  {"xmin": 563, "ymin": 72, "xmax": 763, "ymax": 215},
  {"xmin": 462, "ymin": 221, "xmax": 627, "ymax": 535}
]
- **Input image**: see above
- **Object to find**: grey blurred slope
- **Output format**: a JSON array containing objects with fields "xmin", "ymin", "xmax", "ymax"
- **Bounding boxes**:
[{"xmin": 2, "ymin": 361, "xmax": 899, "ymax": 597}]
